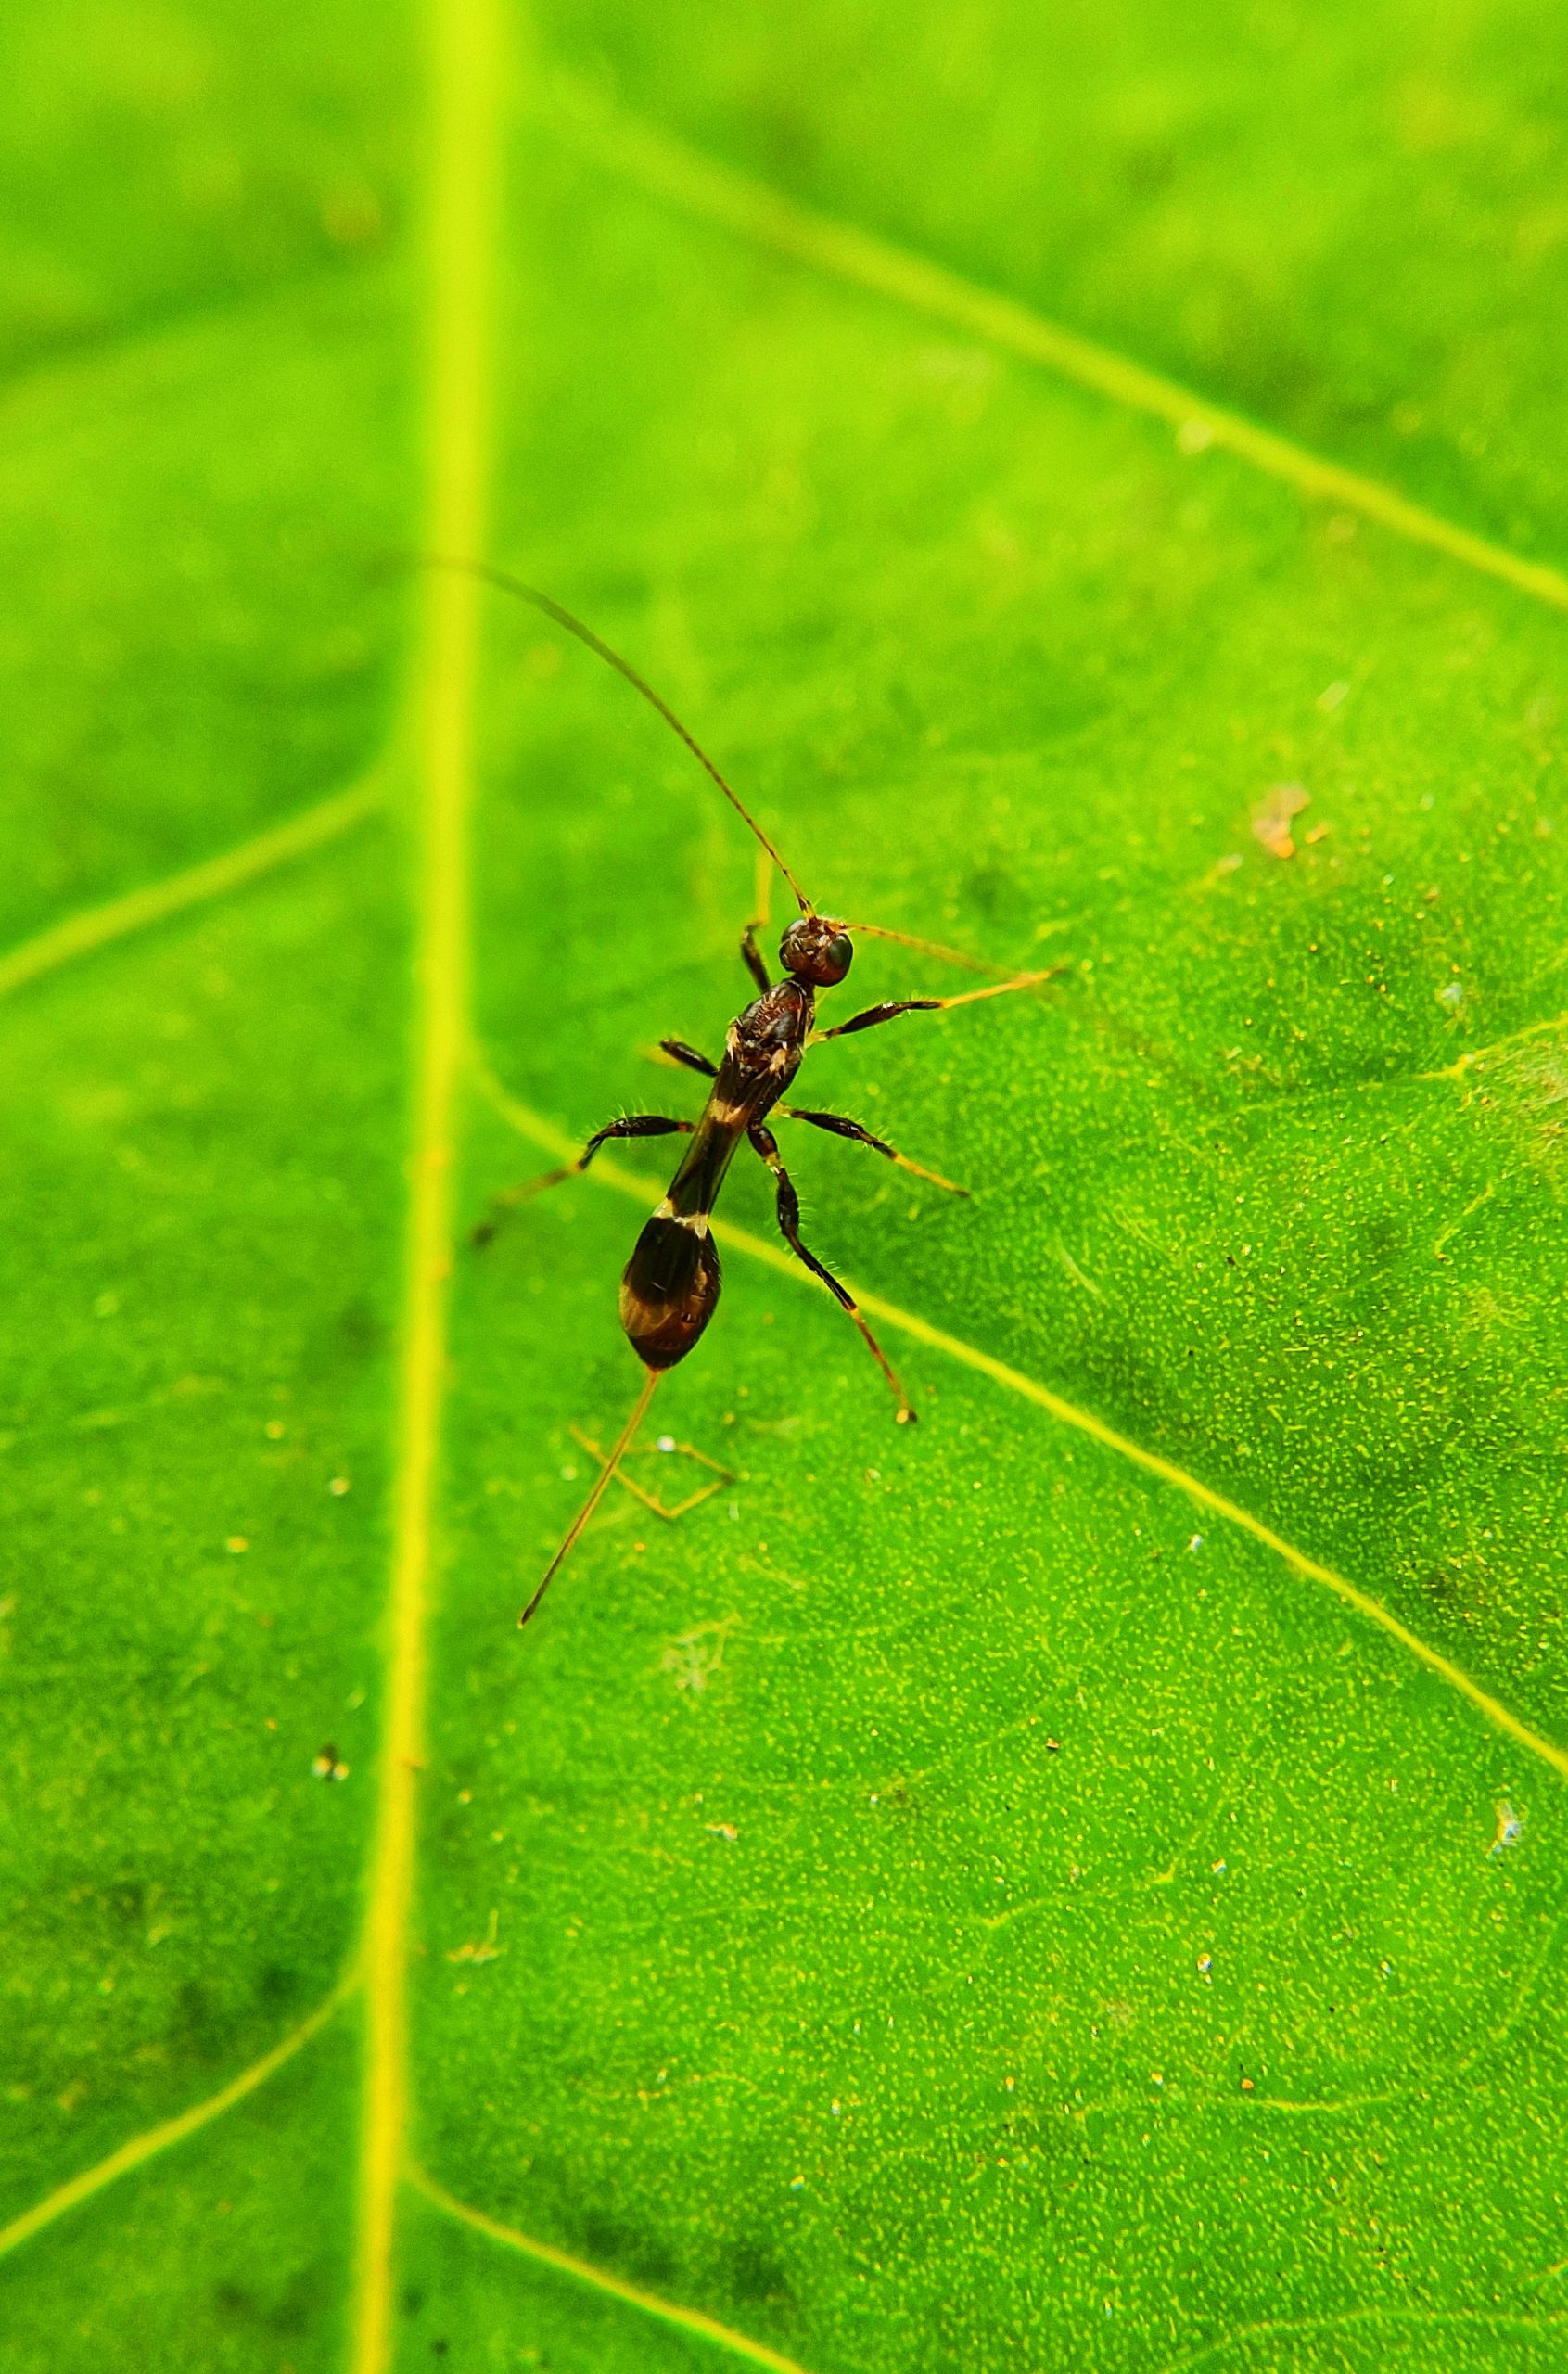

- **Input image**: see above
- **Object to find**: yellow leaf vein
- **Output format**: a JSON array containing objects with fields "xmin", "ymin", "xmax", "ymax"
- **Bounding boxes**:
[
  {"xmin": 542, "ymin": 70, "xmax": 1568, "ymax": 618},
  {"xmin": 0, "ymin": 766, "xmax": 389, "ymax": 1005},
  {"xmin": 476, "ymin": 1063, "xmax": 1568, "ymax": 1789},
  {"xmin": 0, "ymin": 1977, "xmax": 356, "ymax": 2263},
  {"xmin": 408, "ymin": 2165, "xmax": 818, "ymax": 2374}
]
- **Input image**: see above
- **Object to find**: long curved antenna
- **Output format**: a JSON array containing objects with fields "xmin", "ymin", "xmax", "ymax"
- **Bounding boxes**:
[
  {"xmin": 839, "ymin": 918, "xmax": 1025, "ymax": 977},
  {"xmin": 424, "ymin": 556, "xmax": 813, "ymax": 914},
  {"xmin": 520, "ymin": 1368, "xmax": 661, "ymax": 1629}
]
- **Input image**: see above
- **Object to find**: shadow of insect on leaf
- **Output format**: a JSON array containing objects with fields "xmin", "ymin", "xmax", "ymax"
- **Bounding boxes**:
[{"xmin": 568, "ymin": 1424, "xmax": 734, "ymax": 1522}]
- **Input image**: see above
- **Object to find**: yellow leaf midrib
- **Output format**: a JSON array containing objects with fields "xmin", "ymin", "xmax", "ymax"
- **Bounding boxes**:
[{"xmin": 348, "ymin": 0, "xmax": 504, "ymax": 2366}]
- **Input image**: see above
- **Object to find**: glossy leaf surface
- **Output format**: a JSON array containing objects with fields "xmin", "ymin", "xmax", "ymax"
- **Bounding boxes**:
[{"xmin": 3, "ymin": 5, "xmax": 1566, "ymax": 2371}]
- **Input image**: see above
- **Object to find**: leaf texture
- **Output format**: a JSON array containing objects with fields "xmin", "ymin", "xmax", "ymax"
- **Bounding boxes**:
[{"xmin": 3, "ymin": 4, "xmax": 1567, "ymax": 2371}]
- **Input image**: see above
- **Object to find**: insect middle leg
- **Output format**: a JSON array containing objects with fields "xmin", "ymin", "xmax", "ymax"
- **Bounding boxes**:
[
  {"xmin": 473, "ymin": 1115, "xmax": 693, "ymax": 1247},
  {"xmin": 777, "ymin": 1105, "xmax": 968, "ymax": 1195},
  {"xmin": 748, "ymin": 1123, "xmax": 916, "ymax": 1423}
]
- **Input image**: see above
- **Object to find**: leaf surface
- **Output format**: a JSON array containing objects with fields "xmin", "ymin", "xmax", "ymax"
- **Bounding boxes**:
[{"xmin": 4, "ymin": 5, "xmax": 1567, "ymax": 2373}]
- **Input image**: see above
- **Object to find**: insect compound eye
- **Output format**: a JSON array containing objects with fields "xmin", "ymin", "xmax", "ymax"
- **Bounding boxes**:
[
  {"xmin": 780, "ymin": 918, "xmax": 854, "ymax": 983},
  {"xmin": 779, "ymin": 920, "xmax": 818, "ymax": 975}
]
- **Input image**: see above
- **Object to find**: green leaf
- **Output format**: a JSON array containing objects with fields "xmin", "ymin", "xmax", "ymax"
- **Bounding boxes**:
[{"xmin": 5, "ymin": 4, "xmax": 1567, "ymax": 2372}]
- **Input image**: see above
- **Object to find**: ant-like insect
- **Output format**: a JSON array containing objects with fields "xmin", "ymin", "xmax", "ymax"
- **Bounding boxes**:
[{"xmin": 452, "ymin": 568, "xmax": 1050, "ymax": 1626}]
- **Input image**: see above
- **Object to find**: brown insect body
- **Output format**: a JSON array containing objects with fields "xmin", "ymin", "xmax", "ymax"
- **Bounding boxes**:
[
  {"xmin": 443, "ymin": 568, "xmax": 1048, "ymax": 1627},
  {"xmin": 619, "ymin": 965, "xmax": 821, "ymax": 1368}
]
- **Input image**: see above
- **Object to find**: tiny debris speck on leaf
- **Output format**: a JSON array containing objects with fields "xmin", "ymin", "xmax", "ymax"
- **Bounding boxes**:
[
  {"xmin": 447, "ymin": 1910, "xmax": 503, "ymax": 1964},
  {"xmin": 1252, "ymin": 782, "xmax": 1310, "ymax": 860}
]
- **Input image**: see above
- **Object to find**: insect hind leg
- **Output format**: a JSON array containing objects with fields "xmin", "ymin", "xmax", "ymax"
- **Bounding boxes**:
[
  {"xmin": 472, "ymin": 1114, "xmax": 693, "ymax": 1248},
  {"xmin": 748, "ymin": 1124, "xmax": 916, "ymax": 1423}
]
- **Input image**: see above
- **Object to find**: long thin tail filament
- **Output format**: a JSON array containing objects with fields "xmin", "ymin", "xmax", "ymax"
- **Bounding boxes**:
[{"xmin": 519, "ymin": 1368, "xmax": 661, "ymax": 1629}]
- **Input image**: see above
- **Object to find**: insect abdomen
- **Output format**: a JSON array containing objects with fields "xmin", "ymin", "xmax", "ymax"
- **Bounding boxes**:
[{"xmin": 619, "ymin": 1214, "xmax": 722, "ymax": 1370}]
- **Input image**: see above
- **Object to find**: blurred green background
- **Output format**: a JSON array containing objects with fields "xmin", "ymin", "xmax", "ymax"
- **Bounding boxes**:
[{"xmin": 3, "ymin": 3, "xmax": 1568, "ymax": 2369}]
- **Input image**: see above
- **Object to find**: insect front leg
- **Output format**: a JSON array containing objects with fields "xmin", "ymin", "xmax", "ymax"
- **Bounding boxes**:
[
  {"xmin": 740, "ymin": 924, "xmax": 771, "ymax": 995},
  {"xmin": 747, "ymin": 1123, "xmax": 915, "ymax": 1423},
  {"xmin": 816, "ymin": 971, "xmax": 1054, "ymax": 1040},
  {"xmin": 472, "ymin": 1115, "xmax": 694, "ymax": 1248}
]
